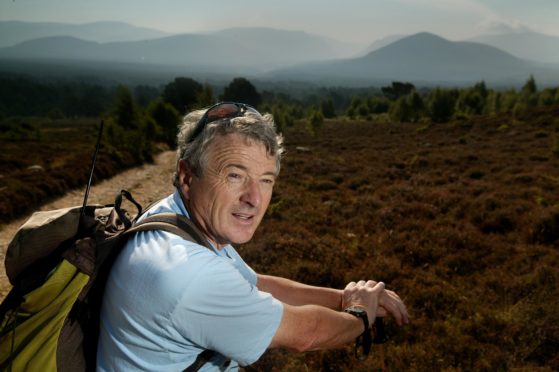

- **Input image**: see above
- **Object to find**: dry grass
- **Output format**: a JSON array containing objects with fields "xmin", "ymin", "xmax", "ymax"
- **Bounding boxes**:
[{"xmin": 241, "ymin": 105, "xmax": 559, "ymax": 371}]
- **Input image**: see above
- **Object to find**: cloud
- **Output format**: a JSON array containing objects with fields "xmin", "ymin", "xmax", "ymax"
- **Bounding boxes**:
[
  {"xmin": 475, "ymin": 19, "xmax": 532, "ymax": 35},
  {"xmin": 398, "ymin": 0, "xmax": 534, "ymax": 36}
]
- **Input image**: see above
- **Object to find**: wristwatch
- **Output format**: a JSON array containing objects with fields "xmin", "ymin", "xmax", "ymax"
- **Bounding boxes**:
[
  {"xmin": 344, "ymin": 307, "xmax": 373, "ymax": 359},
  {"xmin": 344, "ymin": 307, "xmax": 369, "ymax": 332}
]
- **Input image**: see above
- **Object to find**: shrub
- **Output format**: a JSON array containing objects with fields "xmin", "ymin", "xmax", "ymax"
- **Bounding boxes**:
[
  {"xmin": 428, "ymin": 88, "xmax": 457, "ymax": 122},
  {"xmin": 148, "ymin": 98, "xmax": 181, "ymax": 147},
  {"xmin": 320, "ymin": 98, "xmax": 336, "ymax": 118},
  {"xmin": 389, "ymin": 96, "xmax": 412, "ymax": 122},
  {"xmin": 307, "ymin": 109, "xmax": 324, "ymax": 136}
]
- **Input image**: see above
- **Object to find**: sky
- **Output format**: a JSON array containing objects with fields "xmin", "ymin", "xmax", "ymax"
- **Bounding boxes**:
[{"xmin": 1, "ymin": 0, "xmax": 558, "ymax": 45}]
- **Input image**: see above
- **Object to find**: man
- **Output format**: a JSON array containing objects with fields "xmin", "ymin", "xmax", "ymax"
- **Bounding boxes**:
[{"xmin": 97, "ymin": 102, "xmax": 409, "ymax": 371}]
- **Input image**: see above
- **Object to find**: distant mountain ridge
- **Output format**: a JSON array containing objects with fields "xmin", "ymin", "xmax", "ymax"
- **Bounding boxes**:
[
  {"xmin": 0, "ymin": 20, "xmax": 170, "ymax": 47},
  {"xmin": 471, "ymin": 30, "xmax": 559, "ymax": 64},
  {"xmin": 0, "ymin": 21, "xmax": 558, "ymax": 87},
  {"xmin": 0, "ymin": 34, "xmax": 270, "ymax": 69},
  {"xmin": 270, "ymin": 32, "xmax": 558, "ymax": 86},
  {"xmin": 213, "ymin": 27, "xmax": 363, "ymax": 64},
  {"xmin": 360, "ymin": 34, "xmax": 406, "ymax": 56},
  {"xmin": 0, "ymin": 28, "xmax": 365, "ymax": 73}
]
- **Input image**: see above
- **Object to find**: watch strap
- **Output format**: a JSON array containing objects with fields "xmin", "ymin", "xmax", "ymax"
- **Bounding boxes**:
[{"xmin": 344, "ymin": 307, "xmax": 373, "ymax": 359}]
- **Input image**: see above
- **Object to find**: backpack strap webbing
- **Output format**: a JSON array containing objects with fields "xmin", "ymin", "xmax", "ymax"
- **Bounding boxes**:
[{"xmin": 127, "ymin": 213, "xmax": 213, "ymax": 250}]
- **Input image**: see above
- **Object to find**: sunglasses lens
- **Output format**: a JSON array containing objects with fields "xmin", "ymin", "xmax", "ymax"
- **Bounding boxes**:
[
  {"xmin": 206, "ymin": 103, "xmax": 241, "ymax": 122},
  {"xmin": 188, "ymin": 102, "xmax": 261, "ymax": 143}
]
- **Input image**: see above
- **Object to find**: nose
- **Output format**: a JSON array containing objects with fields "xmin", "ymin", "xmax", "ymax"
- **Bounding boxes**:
[{"xmin": 240, "ymin": 179, "xmax": 261, "ymax": 208}]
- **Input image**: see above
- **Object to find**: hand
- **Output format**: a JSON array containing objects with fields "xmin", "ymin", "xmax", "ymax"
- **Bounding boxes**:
[
  {"xmin": 343, "ymin": 280, "xmax": 409, "ymax": 326},
  {"xmin": 377, "ymin": 287, "xmax": 409, "ymax": 326},
  {"xmin": 342, "ymin": 280, "xmax": 385, "ymax": 327}
]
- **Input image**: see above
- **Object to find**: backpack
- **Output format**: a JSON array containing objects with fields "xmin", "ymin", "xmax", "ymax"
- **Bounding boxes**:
[{"xmin": 0, "ymin": 190, "xmax": 215, "ymax": 371}]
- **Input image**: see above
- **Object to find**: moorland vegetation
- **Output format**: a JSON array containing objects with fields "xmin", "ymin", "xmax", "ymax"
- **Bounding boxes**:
[
  {"xmin": 246, "ymin": 104, "xmax": 559, "ymax": 370},
  {"xmin": 1, "ymin": 74, "xmax": 558, "ymax": 370}
]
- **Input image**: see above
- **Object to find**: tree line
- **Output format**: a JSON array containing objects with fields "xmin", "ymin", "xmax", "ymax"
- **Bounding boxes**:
[
  {"xmin": 340, "ymin": 76, "xmax": 559, "ymax": 123},
  {"xmin": 2, "ymin": 74, "xmax": 559, "ymax": 158}
]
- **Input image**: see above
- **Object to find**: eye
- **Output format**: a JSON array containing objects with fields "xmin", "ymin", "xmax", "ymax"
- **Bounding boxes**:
[
  {"xmin": 228, "ymin": 172, "xmax": 243, "ymax": 182},
  {"xmin": 261, "ymin": 178, "xmax": 275, "ymax": 186}
]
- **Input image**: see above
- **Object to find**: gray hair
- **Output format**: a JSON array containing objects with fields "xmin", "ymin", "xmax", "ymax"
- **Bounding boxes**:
[{"xmin": 173, "ymin": 107, "xmax": 284, "ymax": 187}]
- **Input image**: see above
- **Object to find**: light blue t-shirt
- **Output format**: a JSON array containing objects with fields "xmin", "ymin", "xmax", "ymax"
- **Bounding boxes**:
[{"xmin": 97, "ymin": 190, "xmax": 283, "ymax": 371}]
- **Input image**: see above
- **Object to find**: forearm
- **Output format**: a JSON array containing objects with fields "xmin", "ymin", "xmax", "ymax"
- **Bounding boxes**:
[
  {"xmin": 269, "ymin": 303, "xmax": 364, "ymax": 351},
  {"xmin": 257, "ymin": 274, "xmax": 342, "ymax": 310}
]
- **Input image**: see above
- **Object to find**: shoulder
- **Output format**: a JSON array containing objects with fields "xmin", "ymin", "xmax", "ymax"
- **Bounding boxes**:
[{"xmin": 138, "ymin": 191, "xmax": 185, "ymax": 220}]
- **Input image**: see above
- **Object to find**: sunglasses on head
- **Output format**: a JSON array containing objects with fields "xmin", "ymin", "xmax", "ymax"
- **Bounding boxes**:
[{"xmin": 188, "ymin": 102, "xmax": 261, "ymax": 143}]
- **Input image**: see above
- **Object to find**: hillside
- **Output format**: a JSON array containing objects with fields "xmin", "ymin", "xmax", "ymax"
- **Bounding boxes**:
[
  {"xmin": 471, "ymin": 30, "xmax": 559, "ymax": 64},
  {"xmin": 1, "ymin": 106, "xmax": 558, "ymax": 370},
  {"xmin": 270, "ymin": 32, "xmax": 555, "ymax": 86}
]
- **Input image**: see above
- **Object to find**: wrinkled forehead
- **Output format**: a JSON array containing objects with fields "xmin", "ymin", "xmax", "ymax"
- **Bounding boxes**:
[{"xmin": 204, "ymin": 133, "xmax": 279, "ymax": 173}]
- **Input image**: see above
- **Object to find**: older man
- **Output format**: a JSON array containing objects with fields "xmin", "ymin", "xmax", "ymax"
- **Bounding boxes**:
[{"xmin": 97, "ymin": 102, "xmax": 409, "ymax": 371}]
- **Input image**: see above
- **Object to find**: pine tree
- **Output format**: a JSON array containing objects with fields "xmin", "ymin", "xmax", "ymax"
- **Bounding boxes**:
[{"xmin": 221, "ymin": 78, "xmax": 262, "ymax": 108}]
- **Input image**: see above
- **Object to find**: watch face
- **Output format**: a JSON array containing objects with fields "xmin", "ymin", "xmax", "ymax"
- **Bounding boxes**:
[{"xmin": 345, "ymin": 307, "xmax": 366, "ymax": 314}]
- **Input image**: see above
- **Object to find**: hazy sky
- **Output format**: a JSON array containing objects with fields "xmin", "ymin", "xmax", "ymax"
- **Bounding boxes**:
[{"xmin": 1, "ymin": 0, "xmax": 557, "ymax": 44}]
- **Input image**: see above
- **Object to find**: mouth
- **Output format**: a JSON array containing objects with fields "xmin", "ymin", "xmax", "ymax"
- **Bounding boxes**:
[{"xmin": 232, "ymin": 212, "xmax": 255, "ymax": 223}]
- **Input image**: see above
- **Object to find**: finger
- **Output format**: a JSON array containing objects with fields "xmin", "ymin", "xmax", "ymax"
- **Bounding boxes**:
[
  {"xmin": 385, "ymin": 290, "xmax": 409, "ymax": 323},
  {"xmin": 385, "ymin": 289, "xmax": 403, "ymax": 303},
  {"xmin": 378, "ymin": 302, "xmax": 402, "ymax": 325},
  {"xmin": 372, "ymin": 281, "xmax": 385, "ymax": 293},
  {"xmin": 356, "ymin": 280, "xmax": 366, "ymax": 287},
  {"xmin": 379, "ymin": 291, "xmax": 409, "ymax": 325},
  {"xmin": 365, "ymin": 280, "xmax": 377, "ymax": 287},
  {"xmin": 345, "ymin": 281, "xmax": 356, "ymax": 290}
]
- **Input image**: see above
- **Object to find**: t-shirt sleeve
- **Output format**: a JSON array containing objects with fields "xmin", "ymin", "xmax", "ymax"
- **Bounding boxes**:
[{"xmin": 170, "ymin": 256, "xmax": 283, "ymax": 366}]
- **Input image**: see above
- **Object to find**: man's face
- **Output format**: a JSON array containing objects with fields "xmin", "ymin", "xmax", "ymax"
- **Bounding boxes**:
[{"xmin": 180, "ymin": 133, "xmax": 277, "ymax": 248}]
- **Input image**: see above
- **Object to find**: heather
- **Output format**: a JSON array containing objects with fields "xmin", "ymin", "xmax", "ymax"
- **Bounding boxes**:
[{"xmin": 243, "ymin": 105, "xmax": 559, "ymax": 370}]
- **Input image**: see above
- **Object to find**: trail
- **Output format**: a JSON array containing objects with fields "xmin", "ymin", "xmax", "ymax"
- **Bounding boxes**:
[{"xmin": 0, "ymin": 150, "xmax": 176, "ymax": 300}]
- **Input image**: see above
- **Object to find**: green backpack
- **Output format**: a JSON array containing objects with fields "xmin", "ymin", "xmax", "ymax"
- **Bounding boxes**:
[{"xmin": 0, "ymin": 190, "xmax": 215, "ymax": 371}]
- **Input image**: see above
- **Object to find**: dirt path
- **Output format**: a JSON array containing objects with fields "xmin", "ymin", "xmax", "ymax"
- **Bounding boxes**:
[{"xmin": 0, "ymin": 150, "xmax": 176, "ymax": 300}]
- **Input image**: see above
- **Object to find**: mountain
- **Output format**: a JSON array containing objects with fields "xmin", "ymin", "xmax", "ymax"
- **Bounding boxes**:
[
  {"xmin": 269, "ymin": 32, "xmax": 559, "ymax": 86},
  {"xmin": 0, "ymin": 21, "xmax": 170, "ymax": 47},
  {"xmin": 360, "ymin": 34, "xmax": 405, "ymax": 56},
  {"xmin": 213, "ymin": 28, "xmax": 363, "ymax": 66},
  {"xmin": 0, "ymin": 34, "xmax": 266, "ymax": 68},
  {"xmin": 1, "ymin": 27, "xmax": 557, "ymax": 87},
  {"xmin": 0, "ymin": 27, "xmax": 363, "ymax": 73},
  {"xmin": 470, "ymin": 31, "xmax": 559, "ymax": 64}
]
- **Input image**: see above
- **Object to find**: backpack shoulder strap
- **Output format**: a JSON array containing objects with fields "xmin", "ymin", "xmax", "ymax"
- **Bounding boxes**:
[{"xmin": 127, "ymin": 213, "xmax": 213, "ymax": 250}]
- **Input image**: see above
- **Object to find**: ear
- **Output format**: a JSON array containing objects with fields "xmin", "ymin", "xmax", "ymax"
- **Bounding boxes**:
[{"xmin": 178, "ymin": 159, "xmax": 194, "ymax": 200}]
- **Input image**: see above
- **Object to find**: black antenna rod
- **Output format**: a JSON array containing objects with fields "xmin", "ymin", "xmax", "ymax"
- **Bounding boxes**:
[{"xmin": 79, "ymin": 120, "xmax": 104, "ymax": 229}]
